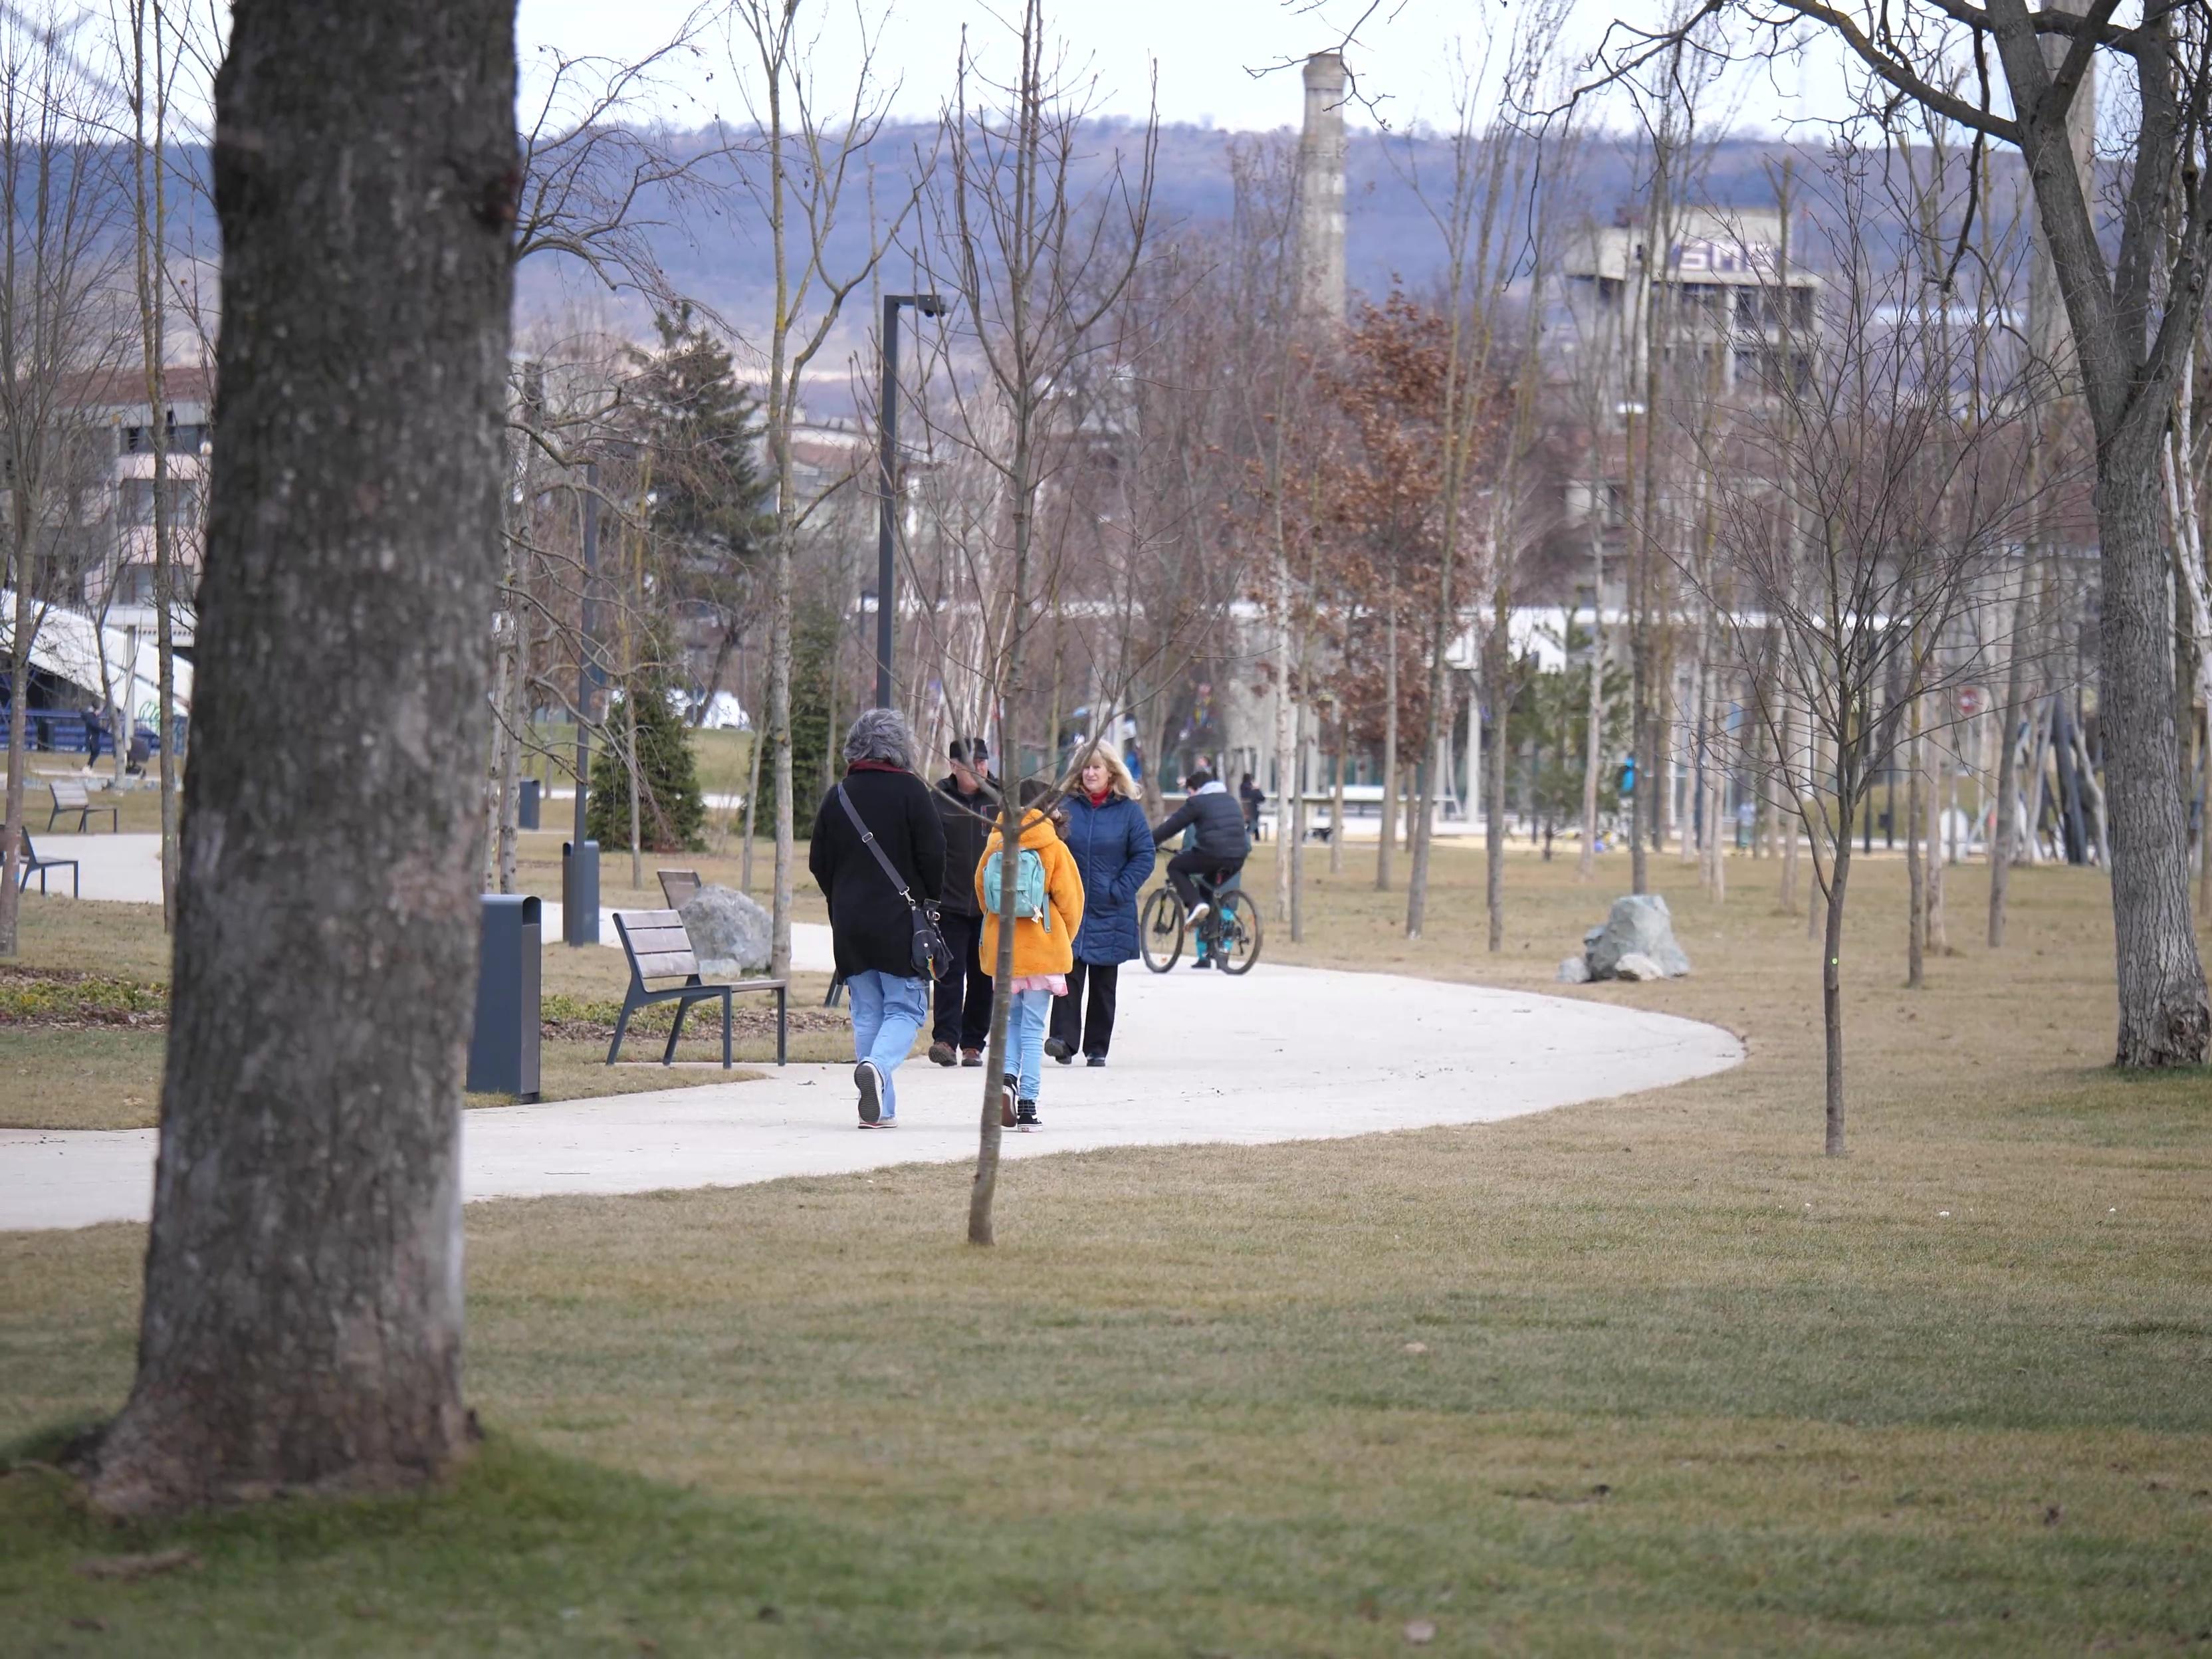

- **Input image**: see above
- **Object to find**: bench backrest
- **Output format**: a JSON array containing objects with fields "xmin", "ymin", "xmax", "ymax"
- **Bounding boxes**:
[
  {"xmin": 49, "ymin": 780, "xmax": 88, "ymax": 808},
  {"xmin": 656, "ymin": 868, "xmax": 702, "ymax": 909},
  {"xmin": 613, "ymin": 909, "xmax": 699, "ymax": 984}
]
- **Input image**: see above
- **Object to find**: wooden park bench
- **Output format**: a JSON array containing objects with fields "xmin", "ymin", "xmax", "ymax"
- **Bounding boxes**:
[
  {"xmin": 655, "ymin": 868, "xmax": 702, "ymax": 909},
  {"xmin": 10, "ymin": 829, "xmax": 79, "ymax": 896},
  {"xmin": 47, "ymin": 778, "xmax": 117, "ymax": 833},
  {"xmin": 609, "ymin": 908, "xmax": 787, "ymax": 1068}
]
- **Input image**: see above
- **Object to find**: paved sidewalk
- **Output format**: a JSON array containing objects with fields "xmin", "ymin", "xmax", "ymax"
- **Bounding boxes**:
[{"xmin": 1, "ymin": 944, "xmax": 1741, "ymax": 1230}]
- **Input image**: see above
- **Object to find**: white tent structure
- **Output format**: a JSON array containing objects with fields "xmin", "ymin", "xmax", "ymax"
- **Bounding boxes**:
[{"xmin": 0, "ymin": 589, "xmax": 193, "ymax": 728}]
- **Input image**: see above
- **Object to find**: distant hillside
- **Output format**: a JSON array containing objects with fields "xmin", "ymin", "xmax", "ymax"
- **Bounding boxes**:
[{"xmin": 514, "ymin": 119, "xmax": 2026, "ymax": 381}]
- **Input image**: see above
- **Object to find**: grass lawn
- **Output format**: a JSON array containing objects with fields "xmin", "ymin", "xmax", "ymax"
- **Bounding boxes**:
[
  {"xmin": 523, "ymin": 722, "xmax": 753, "ymax": 800},
  {"xmin": 2, "ymin": 839, "xmax": 2209, "ymax": 1654},
  {"xmin": 3, "ymin": 759, "xmax": 177, "ymax": 835}
]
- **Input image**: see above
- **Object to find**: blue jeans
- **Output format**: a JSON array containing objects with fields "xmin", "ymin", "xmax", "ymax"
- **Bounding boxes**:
[
  {"xmin": 846, "ymin": 970, "xmax": 930, "ymax": 1119},
  {"xmin": 1009, "ymin": 988, "xmax": 1051, "ymax": 1104}
]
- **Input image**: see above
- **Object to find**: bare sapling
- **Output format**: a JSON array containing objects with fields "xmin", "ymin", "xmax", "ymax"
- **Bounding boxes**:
[
  {"xmin": 1696, "ymin": 147, "xmax": 2033, "ymax": 1155},
  {"xmin": 919, "ymin": 0, "xmax": 1156, "ymax": 1244}
]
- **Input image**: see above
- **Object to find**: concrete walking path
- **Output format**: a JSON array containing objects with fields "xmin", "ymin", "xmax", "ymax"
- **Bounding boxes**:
[
  {"xmin": 4, "ymin": 836, "xmax": 1745, "ymax": 1234},
  {"xmin": 24, "ymin": 833, "xmax": 781, "ymax": 966}
]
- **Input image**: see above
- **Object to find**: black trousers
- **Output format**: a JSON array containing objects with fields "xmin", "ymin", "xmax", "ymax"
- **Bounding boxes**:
[
  {"xmin": 1050, "ymin": 959, "xmax": 1119, "ymax": 1057},
  {"xmin": 933, "ymin": 909, "xmax": 993, "ymax": 1049},
  {"xmin": 1166, "ymin": 849, "xmax": 1245, "ymax": 911}
]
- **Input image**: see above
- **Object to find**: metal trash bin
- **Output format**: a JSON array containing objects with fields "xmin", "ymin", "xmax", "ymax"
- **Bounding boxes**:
[
  {"xmin": 518, "ymin": 777, "xmax": 541, "ymax": 830},
  {"xmin": 468, "ymin": 894, "xmax": 542, "ymax": 1101},
  {"xmin": 562, "ymin": 839, "xmax": 599, "ymax": 945}
]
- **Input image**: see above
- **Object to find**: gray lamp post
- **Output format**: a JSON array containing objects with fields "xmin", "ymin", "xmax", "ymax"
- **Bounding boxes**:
[{"xmin": 875, "ymin": 292, "xmax": 947, "ymax": 709}]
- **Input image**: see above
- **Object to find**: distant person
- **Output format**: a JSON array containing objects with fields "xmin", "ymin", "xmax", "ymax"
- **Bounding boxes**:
[
  {"xmin": 1149, "ymin": 769, "xmax": 1250, "ymax": 970},
  {"xmin": 81, "ymin": 708, "xmax": 103, "ymax": 768},
  {"xmin": 976, "ymin": 779, "xmax": 1084, "ymax": 1129},
  {"xmin": 1046, "ymin": 744, "xmax": 1154, "ymax": 1067},
  {"xmin": 808, "ymin": 709, "xmax": 946, "ymax": 1129},
  {"xmin": 126, "ymin": 728, "xmax": 150, "ymax": 776},
  {"xmin": 1238, "ymin": 770, "xmax": 1265, "ymax": 841},
  {"xmin": 929, "ymin": 735, "xmax": 998, "ymax": 1067}
]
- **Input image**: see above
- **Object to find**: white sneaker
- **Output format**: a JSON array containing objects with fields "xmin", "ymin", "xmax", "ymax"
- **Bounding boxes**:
[{"xmin": 1185, "ymin": 901, "xmax": 1210, "ymax": 925}]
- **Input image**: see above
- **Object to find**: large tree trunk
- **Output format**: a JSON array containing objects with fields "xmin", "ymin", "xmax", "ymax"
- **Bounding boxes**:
[
  {"xmin": 90, "ymin": 0, "xmax": 516, "ymax": 1515},
  {"xmin": 2100, "ymin": 453, "xmax": 2211, "ymax": 1065}
]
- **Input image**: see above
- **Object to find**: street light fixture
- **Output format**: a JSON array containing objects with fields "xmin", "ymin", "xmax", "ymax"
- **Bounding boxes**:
[{"xmin": 875, "ymin": 291, "xmax": 948, "ymax": 710}]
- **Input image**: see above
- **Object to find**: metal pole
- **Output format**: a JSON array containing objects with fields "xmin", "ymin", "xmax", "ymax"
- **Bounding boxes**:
[
  {"xmin": 574, "ymin": 461, "xmax": 599, "ymax": 845},
  {"xmin": 875, "ymin": 295, "xmax": 900, "ymax": 710}
]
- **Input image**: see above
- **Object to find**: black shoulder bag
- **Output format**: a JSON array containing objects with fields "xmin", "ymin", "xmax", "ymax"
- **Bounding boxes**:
[{"xmin": 835, "ymin": 783, "xmax": 950, "ymax": 978}]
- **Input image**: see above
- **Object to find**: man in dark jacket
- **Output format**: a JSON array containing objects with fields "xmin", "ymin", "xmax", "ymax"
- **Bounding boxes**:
[
  {"xmin": 928, "ymin": 736, "xmax": 997, "ymax": 1067},
  {"xmin": 809, "ymin": 709, "xmax": 946, "ymax": 1127},
  {"xmin": 1151, "ymin": 769, "xmax": 1250, "ymax": 925}
]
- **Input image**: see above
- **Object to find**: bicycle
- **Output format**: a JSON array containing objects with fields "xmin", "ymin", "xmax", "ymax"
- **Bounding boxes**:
[{"xmin": 1140, "ymin": 867, "xmax": 1262, "ymax": 975}]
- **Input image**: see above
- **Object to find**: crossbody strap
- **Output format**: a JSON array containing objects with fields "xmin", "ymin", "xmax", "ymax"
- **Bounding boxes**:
[{"xmin": 835, "ymin": 783, "xmax": 920, "ymax": 909}]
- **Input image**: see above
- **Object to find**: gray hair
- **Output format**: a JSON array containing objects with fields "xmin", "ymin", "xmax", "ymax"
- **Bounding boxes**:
[{"xmin": 843, "ymin": 707, "xmax": 914, "ymax": 770}]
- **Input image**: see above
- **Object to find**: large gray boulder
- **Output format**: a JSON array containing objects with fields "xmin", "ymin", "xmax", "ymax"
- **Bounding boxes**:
[
  {"xmin": 1585, "ymin": 893, "xmax": 1691, "ymax": 980},
  {"xmin": 680, "ymin": 884, "xmax": 772, "ymax": 976}
]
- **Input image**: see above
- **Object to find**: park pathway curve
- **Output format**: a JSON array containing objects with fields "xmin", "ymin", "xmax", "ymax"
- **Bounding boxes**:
[{"xmin": 1, "ymin": 835, "xmax": 1744, "ymax": 1231}]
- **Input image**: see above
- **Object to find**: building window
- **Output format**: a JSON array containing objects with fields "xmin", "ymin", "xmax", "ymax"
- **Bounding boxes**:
[
  {"xmin": 118, "ymin": 478, "xmax": 199, "ymax": 525},
  {"xmin": 120, "ymin": 415, "xmax": 210, "ymax": 456}
]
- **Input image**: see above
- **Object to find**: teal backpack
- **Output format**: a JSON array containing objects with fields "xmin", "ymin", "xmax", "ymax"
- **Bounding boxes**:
[{"xmin": 982, "ymin": 841, "xmax": 1051, "ymax": 932}]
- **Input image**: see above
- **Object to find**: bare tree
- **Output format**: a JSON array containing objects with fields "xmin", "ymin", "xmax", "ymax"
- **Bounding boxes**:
[
  {"xmin": 88, "ymin": 0, "xmax": 517, "ymax": 1514},
  {"xmin": 1603, "ymin": 0, "xmax": 2212, "ymax": 1065},
  {"xmin": 724, "ymin": 0, "xmax": 919, "ymax": 982},
  {"xmin": 0, "ymin": 4, "xmax": 128, "ymax": 959},
  {"xmin": 108, "ymin": 0, "xmax": 193, "ymax": 928},
  {"xmin": 513, "ymin": 8, "xmax": 735, "ymax": 310},
  {"xmin": 1700, "ymin": 150, "xmax": 2033, "ymax": 1154},
  {"xmin": 921, "ymin": 0, "xmax": 1155, "ymax": 1245},
  {"xmin": 1403, "ymin": 18, "xmax": 1566, "ymax": 939}
]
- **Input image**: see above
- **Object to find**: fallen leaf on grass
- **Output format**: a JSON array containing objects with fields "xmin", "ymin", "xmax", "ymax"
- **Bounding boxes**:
[
  {"xmin": 73, "ymin": 1547, "xmax": 201, "ymax": 1581},
  {"xmin": 1404, "ymin": 1619, "xmax": 1438, "ymax": 1644},
  {"xmin": 1402, "ymin": 1341, "xmax": 1429, "ymax": 1355}
]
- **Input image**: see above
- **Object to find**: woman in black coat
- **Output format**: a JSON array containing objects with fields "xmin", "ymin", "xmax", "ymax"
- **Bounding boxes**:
[{"xmin": 808, "ymin": 709, "xmax": 945, "ymax": 1127}]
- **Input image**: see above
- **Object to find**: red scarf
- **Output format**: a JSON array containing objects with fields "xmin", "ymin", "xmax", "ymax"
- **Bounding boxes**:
[
  {"xmin": 1086, "ymin": 786, "xmax": 1111, "ymax": 807},
  {"xmin": 847, "ymin": 760, "xmax": 906, "ymax": 775}
]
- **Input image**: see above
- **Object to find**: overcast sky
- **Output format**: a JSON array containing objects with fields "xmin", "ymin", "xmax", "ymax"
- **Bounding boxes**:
[{"xmin": 516, "ymin": 0, "xmax": 1858, "ymax": 138}]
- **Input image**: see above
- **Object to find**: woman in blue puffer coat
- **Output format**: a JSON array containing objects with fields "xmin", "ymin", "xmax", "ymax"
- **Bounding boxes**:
[{"xmin": 1046, "ymin": 742, "xmax": 1155, "ymax": 1066}]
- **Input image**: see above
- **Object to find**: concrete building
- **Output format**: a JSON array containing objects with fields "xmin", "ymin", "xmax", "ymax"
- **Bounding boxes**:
[{"xmin": 1561, "ymin": 206, "xmax": 1819, "ymax": 405}]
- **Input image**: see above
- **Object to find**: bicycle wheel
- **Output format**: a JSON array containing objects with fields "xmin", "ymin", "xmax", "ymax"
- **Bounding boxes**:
[
  {"xmin": 1212, "ymin": 890, "xmax": 1262, "ymax": 975},
  {"xmin": 1139, "ymin": 886, "xmax": 1184, "ymax": 973}
]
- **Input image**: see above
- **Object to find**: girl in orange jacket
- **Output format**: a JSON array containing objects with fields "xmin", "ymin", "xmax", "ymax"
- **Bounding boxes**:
[{"xmin": 976, "ymin": 781, "xmax": 1085, "ymax": 1127}]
